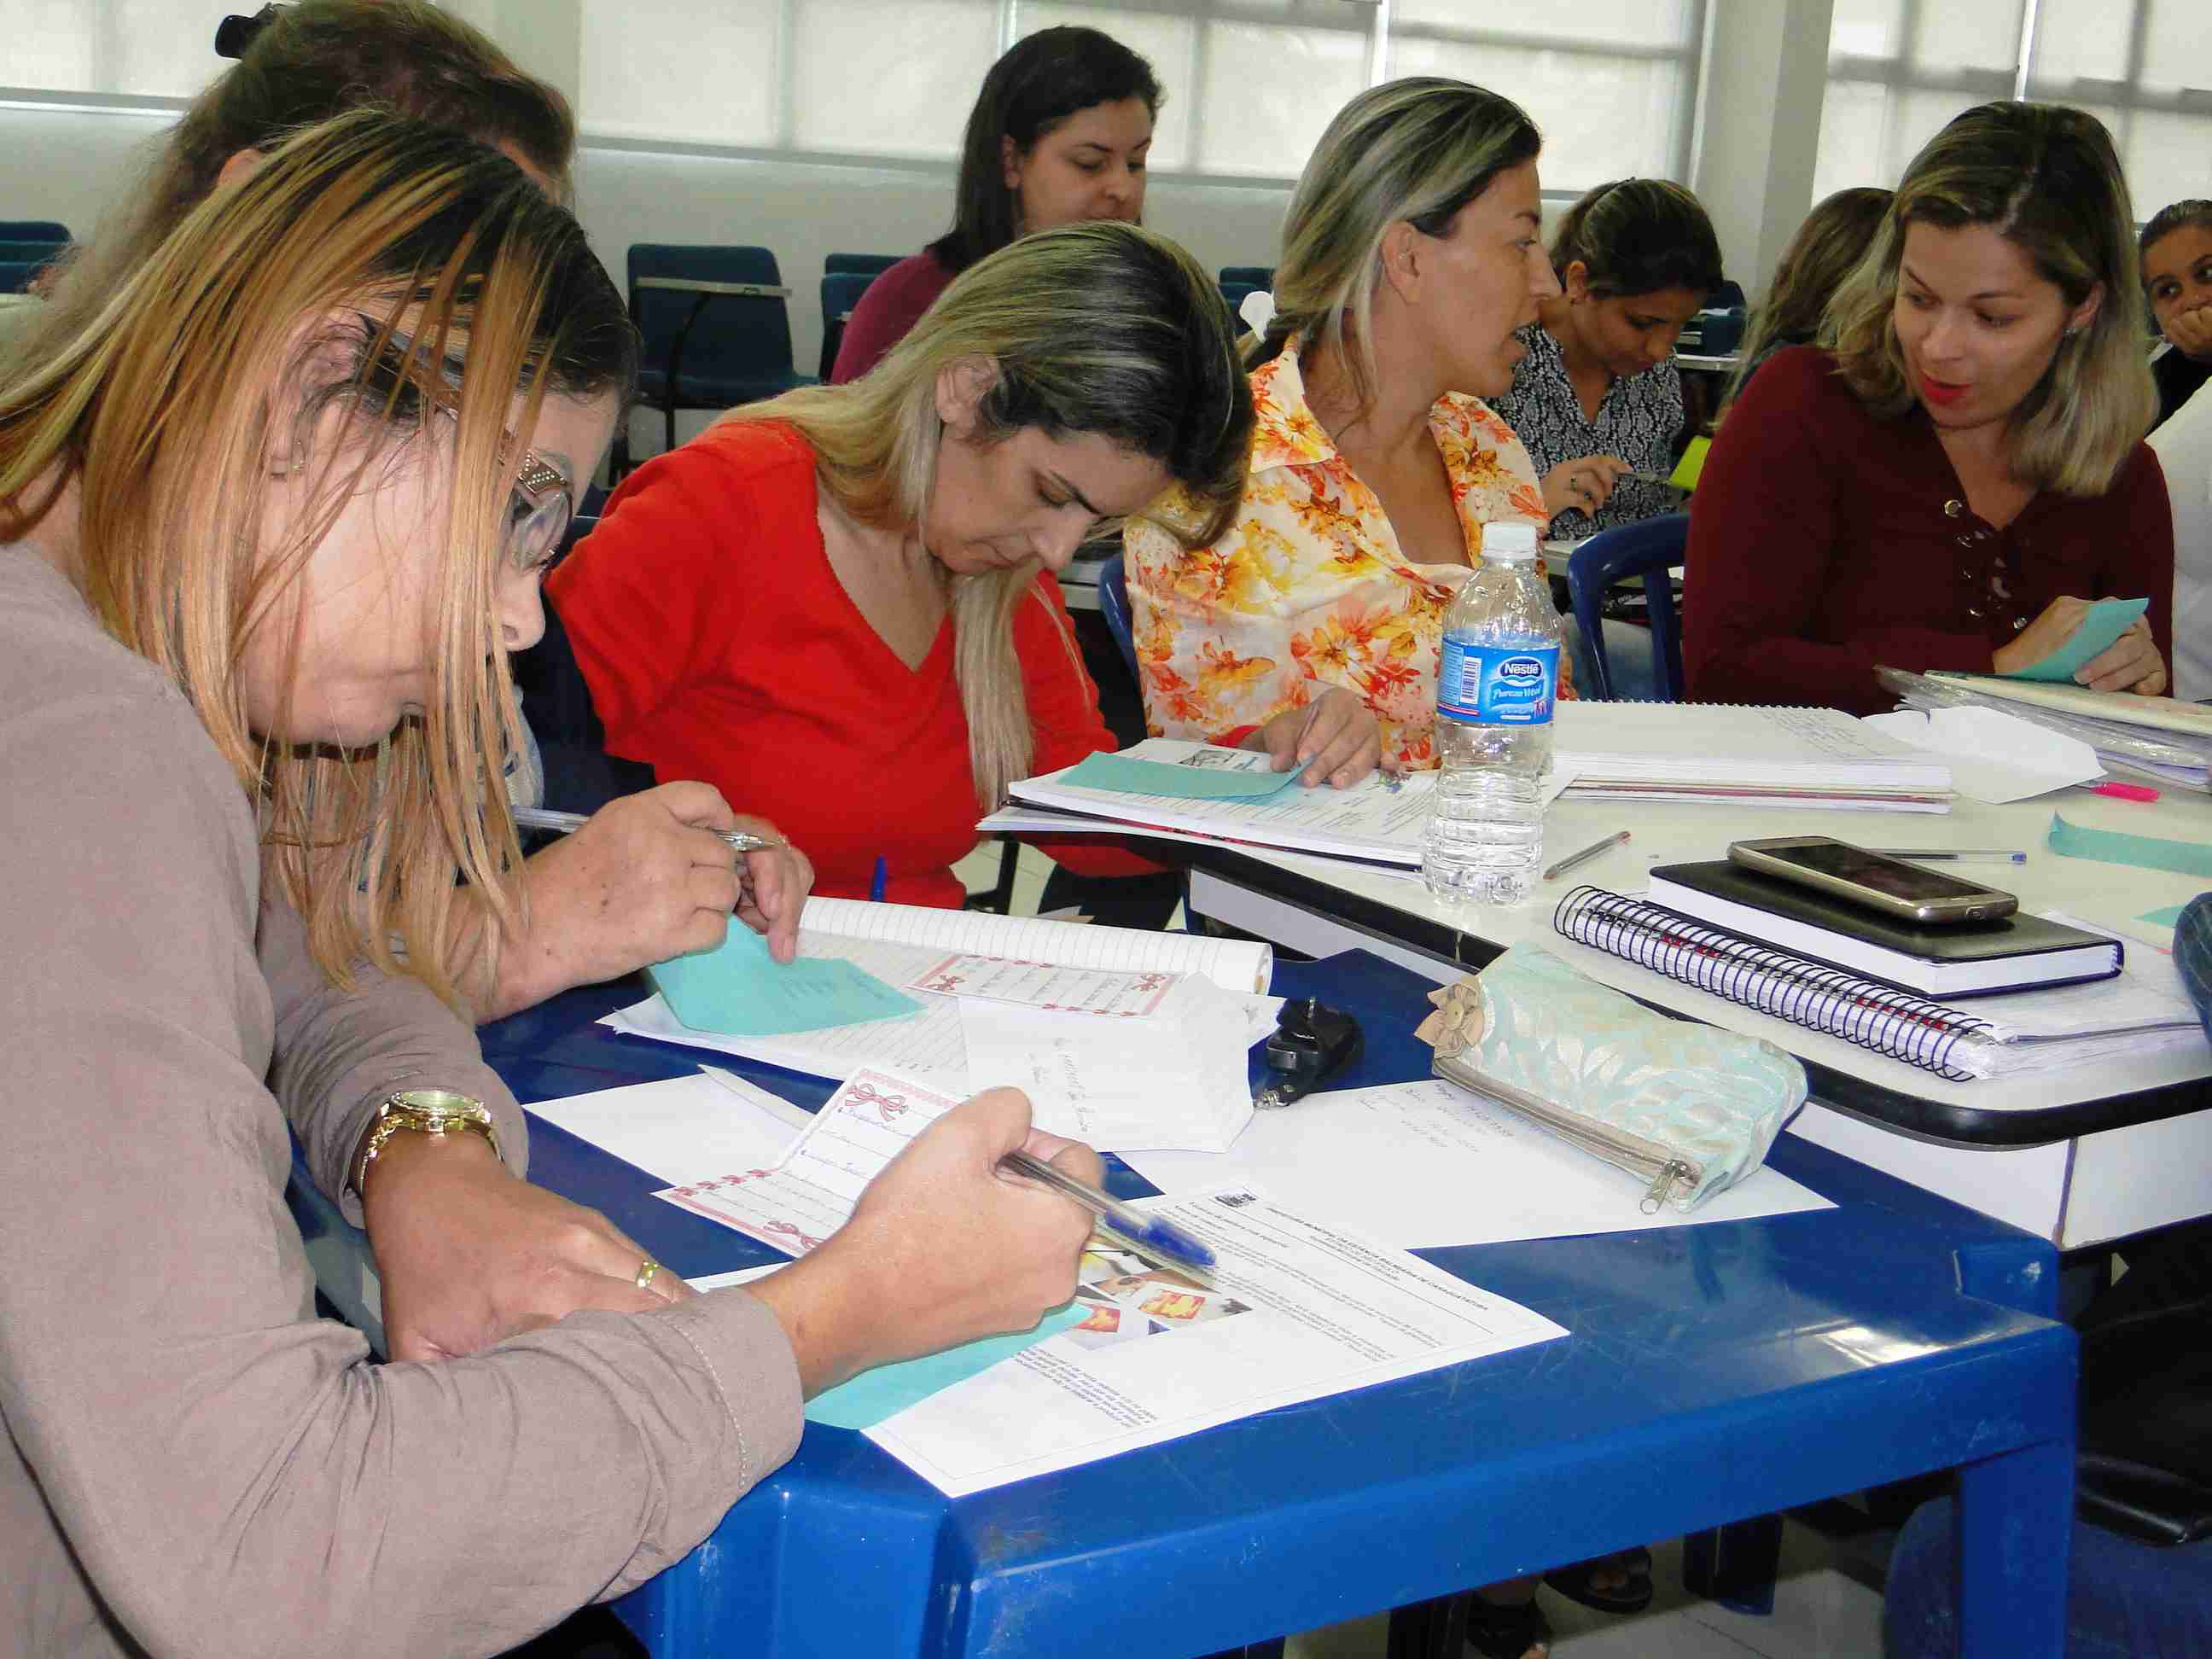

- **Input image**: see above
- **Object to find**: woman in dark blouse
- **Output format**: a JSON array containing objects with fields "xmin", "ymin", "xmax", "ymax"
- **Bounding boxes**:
[
  {"xmin": 1489, "ymin": 178, "xmax": 1723, "ymax": 537},
  {"xmin": 1684, "ymin": 102, "xmax": 2172, "ymax": 715}
]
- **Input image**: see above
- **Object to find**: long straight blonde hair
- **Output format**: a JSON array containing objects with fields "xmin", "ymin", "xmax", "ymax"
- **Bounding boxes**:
[
  {"xmin": 730, "ymin": 220, "xmax": 1250, "ymax": 807},
  {"xmin": 0, "ymin": 111, "xmax": 635, "ymax": 1006},
  {"xmin": 1255, "ymin": 79, "xmax": 1542, "ymax": 422},
  {"xmin": 1823, "ymin": 102, "xmax": 2153, "ymax": 495}
]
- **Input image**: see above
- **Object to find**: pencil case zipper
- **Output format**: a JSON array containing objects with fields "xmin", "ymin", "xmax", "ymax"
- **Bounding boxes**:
[{"xmin": 1434, "ymin": 1054, "xmax": 1702, "ymax": 1213}]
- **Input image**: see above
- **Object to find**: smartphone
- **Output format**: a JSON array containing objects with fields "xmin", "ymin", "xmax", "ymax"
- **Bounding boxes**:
[{"xmin": 1726, "ymin": 836, "xmax": 2019, "ymax": 926}]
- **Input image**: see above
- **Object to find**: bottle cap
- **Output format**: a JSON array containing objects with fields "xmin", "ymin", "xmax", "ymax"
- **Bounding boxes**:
[{"xmin": 1481, "ymin": 521, "xmax": 1539, "ymax": 561}]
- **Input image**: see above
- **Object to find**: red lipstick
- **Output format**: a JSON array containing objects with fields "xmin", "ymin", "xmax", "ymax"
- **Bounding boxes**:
[{"xmin": 1920, "ymin": 376, "xmax": 1968, "ymax": 406}]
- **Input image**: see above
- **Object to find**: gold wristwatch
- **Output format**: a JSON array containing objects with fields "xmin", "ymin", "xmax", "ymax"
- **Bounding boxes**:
[{"xmin": 349, "ymin": 1088, "xmax": 501, "ymax": 1199}]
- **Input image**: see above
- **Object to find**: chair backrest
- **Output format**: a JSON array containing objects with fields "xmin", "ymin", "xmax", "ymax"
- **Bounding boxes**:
[
  {"xmin": 1220, "ymin": 280, "xmax": 1260, "ymax": 324},
  {"xmin": 825, "ymin": 252, "xmax": 901, "ymax": 276},
  {"xmin": 818, "ymin": 270, "xmax": 879, "ymax": 380},
  {"xmin": 1220, "ymin": 265, "xmax": 1274, "ymax": 288},
  {"xmin": 1564, "ymin": 513, "xmax": 1689, "ymax": 701},
  {"xmin": 1, "ymin": 260, "xmax": 44, "ymax": 295},
  {"xmin": 627, "ymin": 243, "xmax": 802, "ymax": 404},
  {"xmin": 0, "ymin": 220, "xmax": 69, "ymax": 244},
  {"xmin": 0, "ymin": 240, "xmax": 67, "ymax": 264},
  {"xmin": 1097, "ymin": 552, "xmax": 1139, "ymax": 683}
]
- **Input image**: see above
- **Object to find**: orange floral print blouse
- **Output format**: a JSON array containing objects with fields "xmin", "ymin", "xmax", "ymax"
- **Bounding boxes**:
[{"xmin": 1124, "ymin": 339, "xmax": 1568, "ymax": 771}]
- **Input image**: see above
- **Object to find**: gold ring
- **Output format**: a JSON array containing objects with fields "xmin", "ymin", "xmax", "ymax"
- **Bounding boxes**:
[{"xmin": 634, "ymin": 1257, "xmax": 661, "ymax": 1292}]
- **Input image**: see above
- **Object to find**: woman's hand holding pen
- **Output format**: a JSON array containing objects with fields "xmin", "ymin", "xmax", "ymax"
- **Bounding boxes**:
[
  {"xmin": 488, "ymin": 782, "xmax": 812, "ymax": 1017},
  {"xmin": 1540, "ymin": 454, "xmax": 1629, "ymax": 519},
  {"xmin": 747, "ymin": 1089, "xmax": 1099, "ymax": 1396},
  {"xmin": 1248, "ymin": 686, "xmax": 1383, "ymax": 788}
]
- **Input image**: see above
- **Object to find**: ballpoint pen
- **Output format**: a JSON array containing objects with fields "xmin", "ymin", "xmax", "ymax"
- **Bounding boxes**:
[
  {"xmin": 999, "ymin": 1150, "xmax": 1216, "ymax": 1273},
  {"xmin": 512, "ymin": 804, "xmax": 786, "ymax": 855},
  {"xmin": 1868, "ymin": 847, "xmax": 2028, "ymax": 864},
  {"xmin": 1544, "ymin": 830, "xmax": 1631, "ymax": 882}
]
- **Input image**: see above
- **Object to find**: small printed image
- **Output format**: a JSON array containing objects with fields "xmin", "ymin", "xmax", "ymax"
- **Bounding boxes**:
[
  {"xmin": 1214, "ymin": 1190, "xmax": 1258, "ymax": 1209},
  {"xmin": 1066, "ymin": 1254, "xmax": 1252, "ymax": 1349},
  {"xmin": 1178, "ymin": 749, "xmax": 1257, "ymax": 771}
]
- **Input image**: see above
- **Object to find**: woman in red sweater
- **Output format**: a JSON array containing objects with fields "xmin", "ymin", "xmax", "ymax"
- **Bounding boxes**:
[
  {"xmin": 550, "ymin": 221, "xmax": 1380, "ymax": 907},
  {"xmin": 1684, "ymin": 102, "xmax": 2173, "ymax": 715},
  {"xmin": 830, "ymin": 26, "xmax": 1158, "ymax": 383}
]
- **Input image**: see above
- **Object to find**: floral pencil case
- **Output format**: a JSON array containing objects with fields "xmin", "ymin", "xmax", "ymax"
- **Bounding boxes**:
[{"xmin": 1416, "ymin": 944, "xmax": 1807, "ymax": 1212}]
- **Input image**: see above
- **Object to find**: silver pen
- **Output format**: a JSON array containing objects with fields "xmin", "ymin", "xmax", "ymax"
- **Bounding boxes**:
[
  {"xmin": 512, "ymin": 804, "xmax": 786, "ymax": 854},
  {"xmin": 1544, "ymin": 829, "xmax": 1632, "ymax": 882},
  {"xmin": 1868, "ymin": 847, "xmax": 2028, "ymax": 864}
]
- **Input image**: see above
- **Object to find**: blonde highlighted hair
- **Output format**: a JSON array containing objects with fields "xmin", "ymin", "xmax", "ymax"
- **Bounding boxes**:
[
  {"xmin": 1256, "ymin": 78, "xmax": 1542, "ymax": 421},
  {"xmin": 728, "ymin": 219, "xmax": 1250, "ymax": 807},
  {"xmin": 1823, "ymin": 102, "xmax": 2153, "ymax": 495},
  {"xmin": 0, "ymin": 110, "xmax": 634, "ymax": 1007}
]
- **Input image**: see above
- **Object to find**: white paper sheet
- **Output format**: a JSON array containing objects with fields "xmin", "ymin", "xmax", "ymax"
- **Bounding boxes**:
[
  {"xmin": 1120, "ymin": 1079, "xmax": 1832, "ymax": 1248},
  {"xmin": 957, "ymin": 976, "xmax": 1256, "ymax": 1152},
  {"xmin": 521, "ymin": 1069, "xmax": 808, "ymax": 1186},
  {"xmin": 864, "ymin": 1184, "xmax": 1569, "ymax": 1496},
  {"xmin": 1861, "ymin": 706, "xmax": 2103, "ymax": 803}
]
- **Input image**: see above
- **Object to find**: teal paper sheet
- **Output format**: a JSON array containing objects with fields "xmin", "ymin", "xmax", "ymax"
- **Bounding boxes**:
[
  {"xmin": 2002, "ymin": 597, "xmax": 2148, "ymax": 683},
  {"xmin": 2047, "ymin": 812, "xmax": 2212, "ymax": 880},
  {"xmin": 648, "ymin": 924, "xmax": 922, "ymax": 1038},
  {"xmin": 805, "ymin": 1304, "xmax": 1087, "ymax": 1429},
  {"xmin": 1059, "ymin": 750, "xmax": 1299, "ymax": 800},
  {"xmin": 2139, "ymin": 905, "xmax": 2189, "ymax": 928}
]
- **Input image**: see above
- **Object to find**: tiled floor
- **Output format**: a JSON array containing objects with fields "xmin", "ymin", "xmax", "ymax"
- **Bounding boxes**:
[
  {"xmin": 1282, "ymin": 1528, "xmax": 1889, "ymax": 1659},
  {"xmin": 953, "ymin": 846, "xmax": 1896, "ymax": 1659}
]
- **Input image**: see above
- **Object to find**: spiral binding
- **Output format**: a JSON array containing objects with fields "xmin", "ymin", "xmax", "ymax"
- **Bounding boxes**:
[{"xmin": 1551, "ymin": 886, "xmax": 1994, "ymax": 1081}]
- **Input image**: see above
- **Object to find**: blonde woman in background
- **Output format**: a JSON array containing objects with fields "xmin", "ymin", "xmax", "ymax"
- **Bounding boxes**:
[
  {"xmin": 1685, "ymin": 102, "xmax": 2173, "ymax": 714},
  {"xmin": 1, "ymin": 112, "xmax": 1102, "ymax": 1657},
  {"xmin": 1127, "ymin": 78, "xmax": 1571, "ymax": 779},
  {"xmin": 1714, "ymin": 186, "xmax": 1892, "ymax": 422},
  {"xmin": 550, "ymin": 220, "xmax": 1379, "ymax": 911}
]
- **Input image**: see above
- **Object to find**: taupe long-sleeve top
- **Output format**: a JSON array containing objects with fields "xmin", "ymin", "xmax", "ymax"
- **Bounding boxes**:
[{"xmin": 0, "ymin": 550, "xmax": 803, "ymax": 1658}]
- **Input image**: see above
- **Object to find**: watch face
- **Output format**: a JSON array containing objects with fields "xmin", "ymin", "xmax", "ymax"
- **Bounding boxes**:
[{"xmin": 390, "ymin": 1088, "xmax": 486, "ymax": 1119}]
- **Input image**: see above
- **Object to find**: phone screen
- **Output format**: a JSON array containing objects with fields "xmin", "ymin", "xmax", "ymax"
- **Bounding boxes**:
[{"xmin": 1757, "ymin": 842, "xmax": 1990, "ymax": 902}]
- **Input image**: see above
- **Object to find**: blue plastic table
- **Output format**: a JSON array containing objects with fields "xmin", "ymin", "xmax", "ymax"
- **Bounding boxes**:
[{"xmin": 293, "ymin": 949, "xmax": 2076, "ymax": 1657}]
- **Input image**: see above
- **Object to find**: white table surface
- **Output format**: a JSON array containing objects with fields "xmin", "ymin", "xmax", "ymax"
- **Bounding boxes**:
[{"xmin": 1184, "ymin": 777, "xmax": 2212, "ymax": 1248}]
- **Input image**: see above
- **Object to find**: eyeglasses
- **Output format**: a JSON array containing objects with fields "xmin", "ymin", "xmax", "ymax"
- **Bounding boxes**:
[{"xmin": 507, "ymin": 450, "xmax": 574, "ymax": 573}]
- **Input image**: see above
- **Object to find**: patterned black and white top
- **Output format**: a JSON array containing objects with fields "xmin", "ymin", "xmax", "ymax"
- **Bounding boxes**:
[{"xmin": 1489, "ymin": 321, "xmax": 1685, "ymax": 538}]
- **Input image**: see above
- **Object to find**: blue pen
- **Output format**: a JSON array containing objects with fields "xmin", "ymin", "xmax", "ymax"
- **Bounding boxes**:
[
  {"xmin": 869, "ymin": 854, "xmax": 888, "ymax": 902},
  {"xmin": 1000, "ymin": 1150, "xmax": 1216, "ymax": 1273}
]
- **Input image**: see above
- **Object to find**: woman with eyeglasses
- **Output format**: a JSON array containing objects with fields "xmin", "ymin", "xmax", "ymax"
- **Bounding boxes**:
[
  {"xmin": 0, "ymin": 112, "xmax": 1101, "ymax": 1657},
  {"xmin": 1683, "ymin": 102, "xmax": 2173, "ymax": 714}
]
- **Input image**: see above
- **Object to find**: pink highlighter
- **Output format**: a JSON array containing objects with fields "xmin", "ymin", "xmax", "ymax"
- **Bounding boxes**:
[{"xmin": 2090, "ymin": 781, "xmax": 2161, "ymax": 802}]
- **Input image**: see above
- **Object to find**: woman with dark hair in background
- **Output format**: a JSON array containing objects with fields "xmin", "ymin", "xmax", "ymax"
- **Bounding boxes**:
[
  {"xmin": 1716, "ymin": 185, "xmax": 1893, "ymax": 420},
  {"xmin": 2141, "ymin": 198, "xmax": 2212, "ymax": 432},
  {"xmin": 830, "ymin": 25, "xmax": 1161, "ymax": 383},
  {"xmin": 1489, "ymin": 177, "xmax": 1724, "ymax": 538}
]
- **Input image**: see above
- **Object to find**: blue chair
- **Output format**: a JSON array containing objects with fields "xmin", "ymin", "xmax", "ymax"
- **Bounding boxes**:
[
  {"xmin": 1097, "ymin": 550, "xmax": 1139, "ymax": 683},
  {"xmin": 818, "ymin": 269, "xmax": 879, "ymax": 381},
  {"xmin": 1565, "ymin": 514, "xmax": 1689, "ymax": 701},
  {"xmin": 0, "ymin": 239, "xmax": 66, "ymax": 293},
  {"xmin": 824, "ymin": 252, "xmax": 900, "ymax": 276},
  {"xmin": 0, "ymin": 220, "xmax": 69, "ymax": 243},
  {"xmin": 1, "ymin": 260, "xmax": 44, "ymax": 295},
  {"xmin": 620, "ymin": 244, "xmax": 815, "ymax": 474},
  {"xmin": 1220, "ymin": 265, "xmax": 1274, "ymax": 288}
]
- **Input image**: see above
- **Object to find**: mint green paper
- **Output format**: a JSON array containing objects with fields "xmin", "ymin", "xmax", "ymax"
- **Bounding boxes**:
[
  {"xmin": 1060, "ymin": 750, "xmax": 1298, "ymax": 800},
  {"xmin": 2047, "ymin": 812, "xmax": 2212, "ymax": 879},
  {"xmin": 2140, "ymin": 905, "xmax": 2189, "ymax": 928},
  {"xmin": 2002, "ymin": 597, "xmax": 2148, "ymax": 683},
  {"xmin": 805, "ymin": 1304, "xmax": 1087, "ymax": 1429},
  {"xmin": 648, "ymin": 925, "xmax": 922, "ymax": 1038}
]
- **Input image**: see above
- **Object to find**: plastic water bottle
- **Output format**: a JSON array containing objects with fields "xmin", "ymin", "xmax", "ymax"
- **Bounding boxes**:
[{"xmin": 1423, "ymin": 521, "xmax": 1562, "ymax": 905}]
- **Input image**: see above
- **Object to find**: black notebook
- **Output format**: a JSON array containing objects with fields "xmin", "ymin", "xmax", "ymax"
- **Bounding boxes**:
[{"xmin": 1644, "ymin": 861, "xmax": 2122, "ymax": 998}]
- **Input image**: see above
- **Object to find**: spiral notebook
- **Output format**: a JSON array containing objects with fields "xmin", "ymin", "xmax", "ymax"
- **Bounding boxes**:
[
  {"xmin": 1551, "ymin": 886, "xmax": 2200, "ymax": 1081},
  {"xmin": 1551, "ymin": 702, "xmax": 1953, "ymax": 811}
]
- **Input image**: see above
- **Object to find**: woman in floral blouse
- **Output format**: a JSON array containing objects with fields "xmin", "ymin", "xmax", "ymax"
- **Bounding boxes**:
[{"xmin": 1126, "ymin": 78, "xmax": 1574, "ymax": 774}]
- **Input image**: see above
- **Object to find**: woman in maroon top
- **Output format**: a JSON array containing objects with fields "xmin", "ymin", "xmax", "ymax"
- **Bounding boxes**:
[
  {"xmin": 830, "ymin": 26, "xmax": 1158, "ymax": 383},
  {"xmin": 1685, "ymin": 102, "xmax": 2174, "ymax": 715}
]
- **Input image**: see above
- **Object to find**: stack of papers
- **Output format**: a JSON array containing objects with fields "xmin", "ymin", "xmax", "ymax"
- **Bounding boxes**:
[
  {"xmin": 1860, "ymin": 706, "xmax": 2102, "ymax": 803},
  {"xmin": 608, "ymin": 899, "xmax": 1280, "ymax": 1152},
  {"xmin": 1916, "ymin": 672, "xmax": 2212, "ymax": 792},
  {"xmin": 1552, "ymin": 702, "xmax": 1953, "ymax": 811}
]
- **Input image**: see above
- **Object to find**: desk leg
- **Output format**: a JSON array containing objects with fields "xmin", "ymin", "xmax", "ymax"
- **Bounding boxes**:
[
  {"xmin": 1954, "ymin": 1439, "xmax": 2072, "ymax": 1659},
  {"xmin": 1682, "ymin": 1516, "xmax": 1783, "ymax": 1615},
  {"xmin": 1382, "ymin": 1592, "xmax": 1466, "ymax": 1659}
]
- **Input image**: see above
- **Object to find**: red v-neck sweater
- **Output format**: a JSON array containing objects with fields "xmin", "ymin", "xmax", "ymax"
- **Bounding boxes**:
[{"xmin": 546, "ymin": 421, "xmax": 1149, "ymax": 908}]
